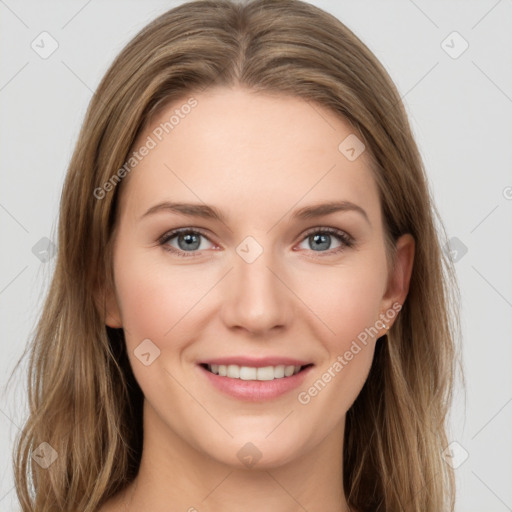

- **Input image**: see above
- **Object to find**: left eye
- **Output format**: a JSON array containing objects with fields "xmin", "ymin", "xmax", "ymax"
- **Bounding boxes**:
[{"xmin": 296, "ymin": 228, "xmax": 353, "ymax": 254}]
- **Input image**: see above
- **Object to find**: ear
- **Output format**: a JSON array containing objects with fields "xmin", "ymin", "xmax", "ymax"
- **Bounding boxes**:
[
  {"xmin": 379, "ymin": 233, "xmax": 415, "ymax": 327},
  {"xmin": 94, "ymin": 282, "xmax": 123, "ymax": 328}
]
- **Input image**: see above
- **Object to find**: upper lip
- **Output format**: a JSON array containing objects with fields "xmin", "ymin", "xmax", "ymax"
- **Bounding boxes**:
[{"xmin": 199, "ymin": 356, "xmax": 313, "ymax": 368}]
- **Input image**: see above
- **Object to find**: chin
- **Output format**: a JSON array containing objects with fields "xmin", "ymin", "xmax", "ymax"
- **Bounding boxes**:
[{"xmin": 205, "ymin": 435, "xmax": 306, "ymax": 471}]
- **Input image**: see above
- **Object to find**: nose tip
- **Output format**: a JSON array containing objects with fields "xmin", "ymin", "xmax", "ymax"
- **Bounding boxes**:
[{"xmin": 220, "ymin": 252, "xmax": 292, "ymax": 335}]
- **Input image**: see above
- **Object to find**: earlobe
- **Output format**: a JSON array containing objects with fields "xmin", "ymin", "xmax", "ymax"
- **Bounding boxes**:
[
  {"xmin": 105, "ymin": 306, "xmax": 123, "ymax": 328},
  {"xmin": 95, "ymin": 284, "xmax": 123, "ymax": 328}
]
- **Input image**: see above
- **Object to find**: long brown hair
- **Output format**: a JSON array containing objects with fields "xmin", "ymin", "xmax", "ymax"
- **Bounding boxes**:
[{"xmin": 10, "ymin": 1, "xmax": 463, "ymax": 510}]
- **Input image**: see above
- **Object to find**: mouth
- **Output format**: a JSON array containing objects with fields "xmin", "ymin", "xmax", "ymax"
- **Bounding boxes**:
[
  {"xmin": 197, "ymin": 360, "xmax": 314, "ymax": 401},
  {"xmin": 199, "ymin": 363, "xmax": 314, "ymax": 381}
]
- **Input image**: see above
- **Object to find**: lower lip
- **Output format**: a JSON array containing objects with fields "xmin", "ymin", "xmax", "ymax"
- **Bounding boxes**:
[{"xmin": 198, "ymin": 364, "xmax": 314, "ymax": 401}]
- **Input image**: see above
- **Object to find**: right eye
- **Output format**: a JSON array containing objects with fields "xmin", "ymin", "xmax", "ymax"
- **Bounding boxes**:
[{"xmin": 158, "ymin": 228, "xmax": 216, "ymax": 257}]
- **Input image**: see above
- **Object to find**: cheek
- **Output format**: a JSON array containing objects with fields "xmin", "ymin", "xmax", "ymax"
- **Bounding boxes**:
[
  {"xmin": 292, "ymin": 261, "xmax": 385, "ymax": 409},
  {"xmin": 295, "ymin": 271, "xmax": 382, "ymax": 422},
  {"xmin": 112, "ymin": 248, "xmax": 211, "ymax": 345},
  {"xmin": 297, "ymin": 262, "xmax": 386, "ymax": 343}
]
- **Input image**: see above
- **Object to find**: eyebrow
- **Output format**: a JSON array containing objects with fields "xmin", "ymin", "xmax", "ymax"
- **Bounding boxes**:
[{"xmin": 140, "ymin": 200, "xmax": 370, "ymax": 225}]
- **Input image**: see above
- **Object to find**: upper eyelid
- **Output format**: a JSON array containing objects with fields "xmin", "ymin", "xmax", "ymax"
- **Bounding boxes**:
[{"xmin": 159, "ymin": 226, "xmax": 212, "ymax": 243}]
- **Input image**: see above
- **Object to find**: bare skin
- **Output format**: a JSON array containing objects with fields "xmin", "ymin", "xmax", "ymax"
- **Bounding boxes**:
[{"xmin": 97, "ymin": 86, "xmax": 414, "ymax": 512}]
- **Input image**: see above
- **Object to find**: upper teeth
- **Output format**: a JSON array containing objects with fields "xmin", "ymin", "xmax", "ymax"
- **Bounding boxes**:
[{"xmin": 208, "ymin": 364, "xmax": 302, "ymax": 380}]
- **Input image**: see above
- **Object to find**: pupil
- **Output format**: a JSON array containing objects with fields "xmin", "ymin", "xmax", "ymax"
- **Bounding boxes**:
[
  {"xmin": 311, "ymin": 233, "xmax": 330, "ymax": 251},
  {"xmin": 178, "ymin": 233, "xmax": 200, "ymax": 251}
]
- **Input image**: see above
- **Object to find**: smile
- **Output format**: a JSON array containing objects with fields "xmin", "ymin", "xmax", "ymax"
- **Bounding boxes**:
[
  {"xmin": 198, "ymin": 362, "xmax": 314, "ymax": 401},
  {"xmin": 203, "ymin": 363, "xmax": 312, "ymax": 380}
]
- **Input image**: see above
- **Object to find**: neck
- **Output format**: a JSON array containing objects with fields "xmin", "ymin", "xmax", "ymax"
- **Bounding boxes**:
[{"xmin": 120, "ymin": 400, "xmax": 352, "ymax": 512}]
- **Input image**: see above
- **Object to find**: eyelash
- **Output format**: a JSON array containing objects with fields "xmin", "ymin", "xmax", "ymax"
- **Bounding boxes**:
[{"xmin": 158, "ymin": 226, "xmax": 354, "ymax": 259}]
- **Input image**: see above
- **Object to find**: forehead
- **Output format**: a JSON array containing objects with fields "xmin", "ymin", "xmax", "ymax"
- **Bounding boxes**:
[{"xmin": 117, "ymin": 87, "xmax": 381, "ymax": 225}]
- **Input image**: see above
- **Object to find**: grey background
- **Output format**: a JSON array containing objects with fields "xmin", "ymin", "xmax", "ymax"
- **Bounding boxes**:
[{"xmin": 1, "ymin": 0, "xmax": 511, "ymax": 510}]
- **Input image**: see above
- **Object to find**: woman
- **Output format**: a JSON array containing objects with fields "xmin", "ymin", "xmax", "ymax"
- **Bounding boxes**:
[{"xmin": 12, "ymin": 0, "xmax": 461, "ymax": 511}]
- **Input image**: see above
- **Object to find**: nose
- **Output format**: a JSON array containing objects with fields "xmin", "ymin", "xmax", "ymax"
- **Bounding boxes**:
[{"xmin": 220, "ymin": 248, "xmax": 294, "ymax": 335}]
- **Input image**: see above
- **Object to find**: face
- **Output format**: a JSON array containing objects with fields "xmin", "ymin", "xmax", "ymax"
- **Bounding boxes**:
[{"xmin": 103, "ymin": 86, "xmax": 413, "ymax": 470}]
